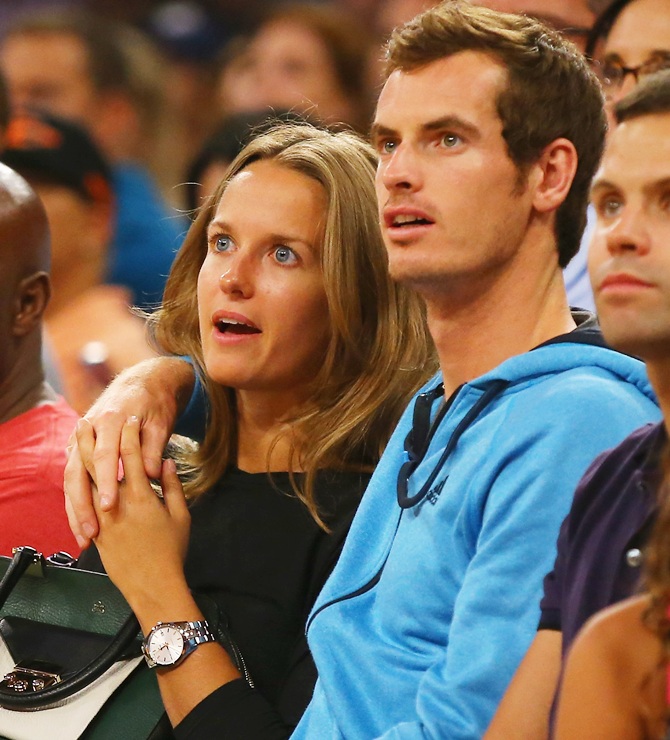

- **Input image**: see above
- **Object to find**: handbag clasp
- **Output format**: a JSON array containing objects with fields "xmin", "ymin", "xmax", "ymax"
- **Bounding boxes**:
[{"xmin": 0, "ymin": 661, "xmax": 62, "ymax": 693}]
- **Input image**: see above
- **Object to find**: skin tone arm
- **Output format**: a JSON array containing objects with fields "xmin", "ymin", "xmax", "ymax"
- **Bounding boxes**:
[
  {"xmin": 64, "ymin": 356, "xmax": 196, "ymax": 549},
  {"xmin": 554, "ymin": 595, "xmax": 665, "ymax": 740},
  {"xmin": 90, "ymin": 416, "xmax": 241, "ymax": 726},
  {"xmin": 484, "ymin": 630, "xmax": 562, "ymax": 740}
]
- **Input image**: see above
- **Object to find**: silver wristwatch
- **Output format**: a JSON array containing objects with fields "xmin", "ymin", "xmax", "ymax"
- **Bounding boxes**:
[{"xmin": 142, "ymin": 620, "xmax": 215, "ymax": 668}]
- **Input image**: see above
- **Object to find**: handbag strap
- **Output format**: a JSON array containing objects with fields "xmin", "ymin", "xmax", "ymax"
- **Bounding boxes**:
[
  {"xmin": 0, "ymin": 548, "xmax": 142, "ymax": 709},
  {"xmin": 0, "ymin": 547, "xmax": 41, "ymax": 610}
]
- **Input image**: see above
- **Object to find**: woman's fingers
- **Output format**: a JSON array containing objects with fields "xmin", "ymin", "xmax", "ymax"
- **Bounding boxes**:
[
  {"xmin": 118, "ymin": 416, "xmax": 149, "ymax": 497},
  {"xmin": 161, "ymin": 459, "xmax": 188, "ymax": 515}
]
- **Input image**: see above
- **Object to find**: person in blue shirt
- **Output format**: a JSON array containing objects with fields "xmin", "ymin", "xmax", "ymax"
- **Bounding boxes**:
[{"xmin": 65, "ymin": 3, "xmax": 661, "ymax": 737}]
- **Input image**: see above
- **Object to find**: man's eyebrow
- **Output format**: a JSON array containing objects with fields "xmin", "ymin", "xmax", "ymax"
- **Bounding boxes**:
[
  {"xmin": 369, "ymin": 122, "xmax": 396, "ymax": 142},
  {"xmin": 370, "ymin": 116, "xmax": 480, "ymax": 142},
  {"xmin": 421, "ymin": 115, "xmax": 480, "ymax": 139},
  {"xmin": 590, "ymin": 178, "xmax": 616, "ymax": 196}
]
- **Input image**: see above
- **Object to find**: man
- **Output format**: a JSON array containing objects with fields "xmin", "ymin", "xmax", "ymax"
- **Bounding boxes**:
[
  {"xmin": 65, "ymin": 3, "xmax": 660, "ymax": 736},
  {"xmin": 0, "ymin": 9, "xmax": 185, "ymax": 309},
  {"xmin": 0, "ymin": 162, "xmax": 79, "ymax": 556},
  {"xmin": 2, "ymin": 108, "xmax": 156, "ymax": 414},
  {"xmin": 487, "ymin": 70, "xmax": 670, "ymax": 740}
]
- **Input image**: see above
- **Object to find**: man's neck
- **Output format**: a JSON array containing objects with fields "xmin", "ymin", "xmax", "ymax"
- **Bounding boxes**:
[
  {"xmin": 644, "ymin": 362, "xmax": 670, "ymax": 436},
  {"xmin": 424, "ymin": 264, "xmax": 575, "ymax": 399},
  {"xmin": 0, "ymin": 378, "xmax": 57, "ymax": 426}
]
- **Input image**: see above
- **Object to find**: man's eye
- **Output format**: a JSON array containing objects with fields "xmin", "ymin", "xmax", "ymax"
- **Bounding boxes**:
[
  {"xmin": 441, "ymin": 133, "xmax": 461, "ymax": 148},
  {"xmin": 274, "ymin": 246, "xmax": 297, "ymax": 264},
  {"xmin": 382, "ymin": 140, "xmax": 396, "ymax": 154},
  {"xmin": 598, "ymin": 198, "xmax": 623, "ymax": 217}
]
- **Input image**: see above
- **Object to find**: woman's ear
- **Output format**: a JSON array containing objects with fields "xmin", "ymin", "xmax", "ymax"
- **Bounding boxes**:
[
  {"xmin": 529, "ymin": 138, "xmax": 579, "ymax": 214},
  {"xmin": 13, "ymin": 271, "xmax": 50, "ymax": 337}
]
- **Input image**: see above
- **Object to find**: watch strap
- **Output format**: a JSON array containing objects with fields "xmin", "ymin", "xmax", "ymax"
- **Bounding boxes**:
[{"xmin": 142, "ymin": 620, "xmax": 216, "ymax": 669}]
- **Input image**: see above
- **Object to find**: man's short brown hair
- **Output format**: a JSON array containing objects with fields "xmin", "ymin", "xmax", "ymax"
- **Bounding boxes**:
[{"xmin": 384, "ymin": 0, "xmax": 607, "ymax": 268}]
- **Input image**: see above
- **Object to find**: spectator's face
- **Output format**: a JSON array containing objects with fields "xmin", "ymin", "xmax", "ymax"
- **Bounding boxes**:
[
  {"xmin": 372, "ymin": 51, "xmax": 537, "ymax": 296},
  {"xmin": 597, "ymin": 0, "xmax": 670, "ymax": 110},
  {"xmin": 589, "ymin": 112, "xmax": 670, "ymax": 360},
  {"xmin": 226, "ymin": 19, "xmax": 355, "ymax": 125},
  {"xmin": 470, "ymin": 0, "xmax": 594, "ymax": 50},
  {"xmin": 0, "ymin": 31, "xmax": 98, "ymax": 126},
  {"xmin": 197, "ymin": 159, "xmax": 330, "ymax": 401}
]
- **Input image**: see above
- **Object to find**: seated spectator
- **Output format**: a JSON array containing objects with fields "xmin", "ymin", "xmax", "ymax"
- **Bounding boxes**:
[
  {"xmin": 2, "ymin": 108, "xmax": 156, "ymax": 414},
  {"xmin": 215, "ymin": 3, "xmax": 373, "ymax": 132},
  {"xmin": 71, "ymin": 123, "xmax": 435, "ymax": 735},
  {"xmin": 67, "ymin": 5, "xmax": 659, "ymax": 737},
  {"xmin": 487, "ymin": 69, "xmax": 670, "ymax": 740},
  {"xmin": 553, "ymin": 69, "xmax": 670, "ymax": 740},
  {"xmin": 0, "ymin": 8, "xmax": 186, "ymax": 309},
  {"xmin": 0, "ymin": 161, "xmax": 78, "ymax": 556}
]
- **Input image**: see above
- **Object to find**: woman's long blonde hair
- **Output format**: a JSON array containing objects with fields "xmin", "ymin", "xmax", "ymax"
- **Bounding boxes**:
[{"xmin": 151, "ymin": 123, "xmax": 436, "ymax": 527}]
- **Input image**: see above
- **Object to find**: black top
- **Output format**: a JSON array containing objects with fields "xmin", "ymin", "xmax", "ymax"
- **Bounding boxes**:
[{"xmin": 78, "ymin": 467, "xmax": 367, "ymax": 739}]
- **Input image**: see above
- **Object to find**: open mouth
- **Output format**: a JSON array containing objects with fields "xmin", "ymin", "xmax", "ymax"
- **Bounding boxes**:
[
  {"xmin": 216, "ymin": 319, "xmax": 261, "ymax": 335},
  {"xmin": 391, "ymin": 214, "xmax": 433, "ymax": 227}
]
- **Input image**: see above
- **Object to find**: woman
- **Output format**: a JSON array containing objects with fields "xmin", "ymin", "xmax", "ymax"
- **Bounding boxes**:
[
  {"xmin": 555, "ymin": 460, "xmax": 670, "ymax": 740},
  {"xmin": 79, "ymin": 122, "xmax": 434, "ymax": 737}
]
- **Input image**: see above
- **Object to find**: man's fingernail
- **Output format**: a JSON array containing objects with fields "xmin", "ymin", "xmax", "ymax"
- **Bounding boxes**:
[
  {"xmin": 82, "ymin": 523, "xmax": 95, "ymax": 539},
  {"xmin": 100, "ymin": 495, "xmax": 111, "ymax": 510},
  {"xmin": 76, "ymin": 534, "xmax": 88, "ymax": 549}
]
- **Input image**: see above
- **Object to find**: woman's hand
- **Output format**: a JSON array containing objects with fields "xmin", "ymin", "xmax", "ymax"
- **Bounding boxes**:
[
  {"xmin": 64, "ymin": 356, "xmax": 195, "ymax": 549},
  {"xmin": 93, "ymin": 416, "xmax": 191, "ymax": 618}
]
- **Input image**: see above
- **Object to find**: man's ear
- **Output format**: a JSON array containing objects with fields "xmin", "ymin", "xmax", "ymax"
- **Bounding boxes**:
[
  {"xmin": 13, "ymin": 271, "xmax": 51, "ymax": 337},
  {"xmin": 529, "ymin": 138, "xmax": 578, "ymax": 214}
]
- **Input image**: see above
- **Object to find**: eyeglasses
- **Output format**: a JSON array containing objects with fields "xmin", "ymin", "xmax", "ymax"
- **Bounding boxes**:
[{"xmin": 593, "ymin": 54, "xmax": 670, "ymax": 96}]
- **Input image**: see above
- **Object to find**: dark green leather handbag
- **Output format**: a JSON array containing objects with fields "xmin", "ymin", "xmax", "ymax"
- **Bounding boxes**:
[{"xmin": 0, "ymin": 546, "xmax": 170, "ymax": 739}]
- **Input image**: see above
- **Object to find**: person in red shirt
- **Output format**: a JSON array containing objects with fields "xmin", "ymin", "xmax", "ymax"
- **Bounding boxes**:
[{"xmin": 0, "ymin": 161, "xmax": 79, "ymax": 556}]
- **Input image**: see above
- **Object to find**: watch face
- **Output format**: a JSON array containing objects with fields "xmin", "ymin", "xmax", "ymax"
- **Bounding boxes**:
[{"xmin": 148, "ymin": 626, "xmax": 185, "ymax": 666}]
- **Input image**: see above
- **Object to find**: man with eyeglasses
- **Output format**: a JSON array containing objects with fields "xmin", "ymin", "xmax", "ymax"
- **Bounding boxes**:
[{"xmin": 587, "ymin": 0, "xmax": 670, "ymax": 114}]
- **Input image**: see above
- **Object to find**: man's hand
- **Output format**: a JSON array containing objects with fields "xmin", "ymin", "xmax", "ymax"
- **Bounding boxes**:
[{"xmin": 64, "ymin": 356, "xmax": 195, "ymax": 548}]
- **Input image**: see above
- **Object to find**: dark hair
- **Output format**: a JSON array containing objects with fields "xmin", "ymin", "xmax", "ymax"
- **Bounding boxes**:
[
  {"xmin": 385, "ymin": 0, "xmax": 607, "ymax": 268},
  {"xmin": 615, "ymin": 69, "xmax": 670, "ymax": 123},
  {"xmin": 584, "ymin": 0, "xmax": 632, "ymax": 59},
  {"xmin": 185, "ymin": 110, "xmax": 311, "ymax": 211}
]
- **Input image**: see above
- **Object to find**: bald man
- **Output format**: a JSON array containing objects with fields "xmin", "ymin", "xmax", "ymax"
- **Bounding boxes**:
[{"xmin": 0, "ymin": 162, "xmax": 78, "ymax": 556}]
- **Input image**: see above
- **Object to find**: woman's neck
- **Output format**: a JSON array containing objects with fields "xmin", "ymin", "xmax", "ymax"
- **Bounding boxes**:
[{"xmin": 234, "ymin": 389, "xmax": 306, "ymax": 473}]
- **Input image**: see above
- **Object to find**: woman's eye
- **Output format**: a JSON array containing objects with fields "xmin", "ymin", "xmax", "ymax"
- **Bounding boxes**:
[
  {"xmin": 215, "ymin": 235, "xmax": 232, "ymax": 252},
  {"xmin": 273, "ymin": 246, "xmax": 297, "ymax": 264}
]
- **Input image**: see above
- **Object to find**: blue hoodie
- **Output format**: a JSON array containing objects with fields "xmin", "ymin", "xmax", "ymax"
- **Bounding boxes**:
[{"xmin": 293, "ymin": 320, "xmax": 660, "ymax": 739}]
